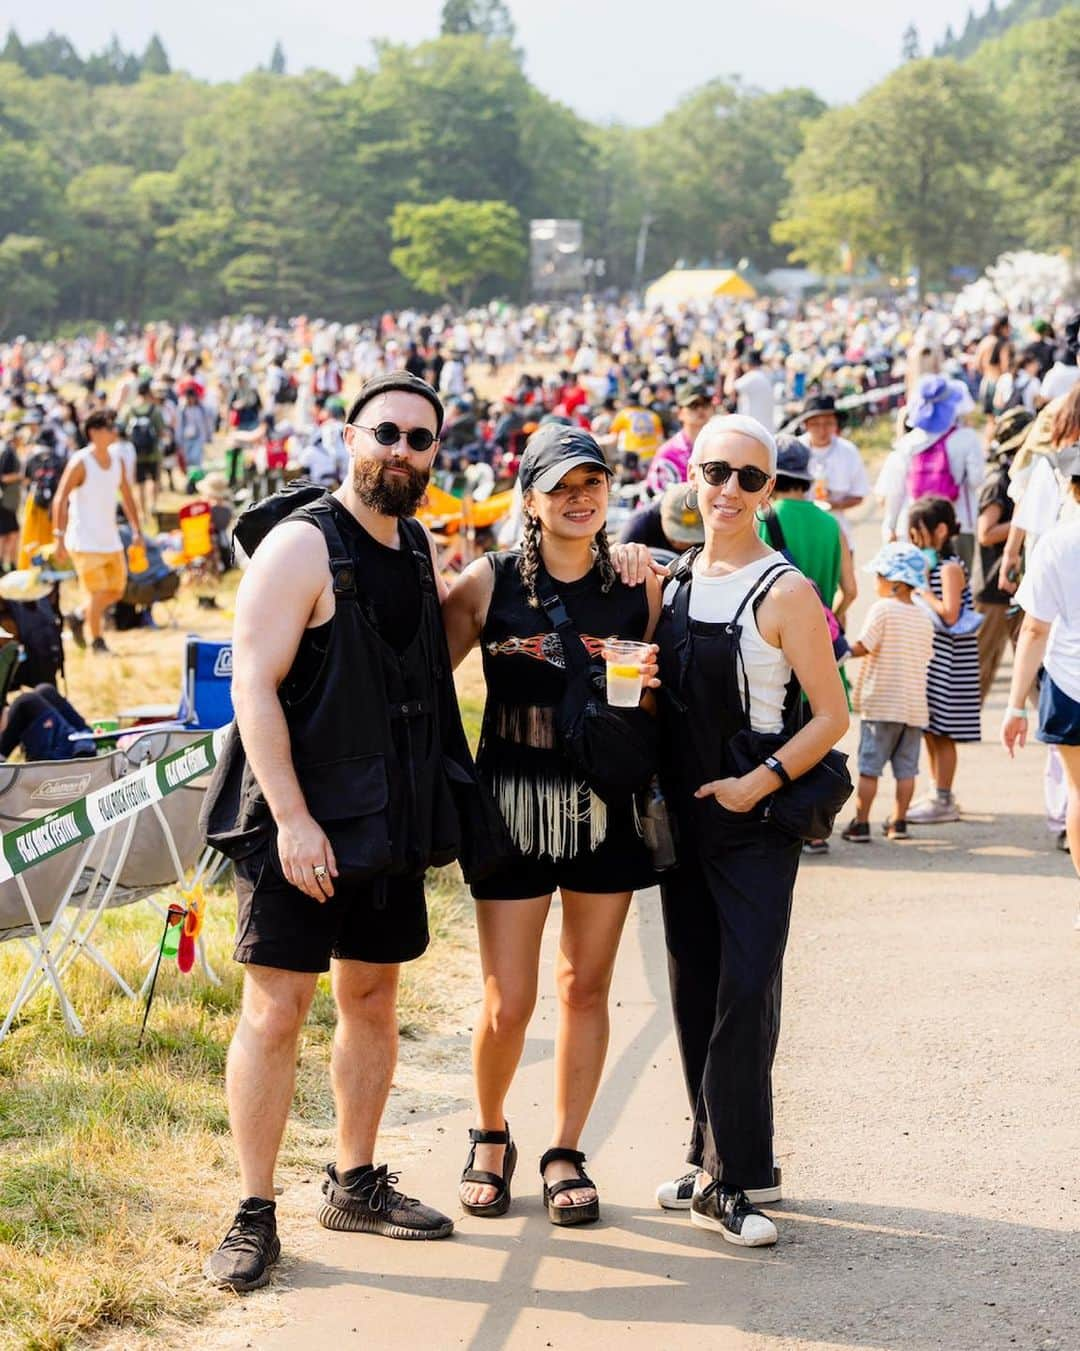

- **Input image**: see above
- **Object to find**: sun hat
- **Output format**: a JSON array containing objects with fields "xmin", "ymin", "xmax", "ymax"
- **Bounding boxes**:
[
  {"xmin": 196, "ymin": 471, "xmax": 232, "ymax": 502},
  {"xmin": 800, "ymin": 393, "xmax": 842, "ymax": 426},
  {"xmin": 660, "ymin": 484, "xmax": 705, "ymax": 545},
  {"xmin": 676, "ymin": 382, "xmax": 709, "ymax": 408},
  {"xmin": 518, "ymin": 423, "xmax": 612, "ymax": 494},
  {"xmin": 991, "ymin": 407, "xmax": 1034, "ymax": 460},
  {"xmin": 864, "ymin": 542, "xmax": 927, "ymax": 591},
  {"xmin": 908, "ymin": 374, "xmax": 964, "ymax": 437},
  {"xmin": 774, "ymin": 434, "xmax": 813, "ymax": 482}
]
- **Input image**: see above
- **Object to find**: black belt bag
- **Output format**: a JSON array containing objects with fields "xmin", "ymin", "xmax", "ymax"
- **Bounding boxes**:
[{"xmin": 727, "ymin": 728, "xmax": 852, "ymax": 842}]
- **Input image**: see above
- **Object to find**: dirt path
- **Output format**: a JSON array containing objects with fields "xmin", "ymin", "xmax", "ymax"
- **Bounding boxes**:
[{"xmin": 187, "ymin": 511, "xmax": 1078, "ymax": 1351}]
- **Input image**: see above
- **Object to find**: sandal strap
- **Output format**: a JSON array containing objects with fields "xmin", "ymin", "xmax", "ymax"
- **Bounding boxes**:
[
  {"xmin": 468, "ymin": 1126, "xmax": 510, "ymax": 1145},
  {"xmin": 546, "ymin": 1175, "xmax": 594, "ymax": 1200},
  {"xmin": 461, "ymin": 1168, "xmax": 507, "ymax": 1190},
  {"xmin": 539, "ymin": 1146, "xmax": 586, "ymax": 1173}
]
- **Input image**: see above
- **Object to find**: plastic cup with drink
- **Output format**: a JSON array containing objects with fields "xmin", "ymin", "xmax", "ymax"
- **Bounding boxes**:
[{"xmin": 603, "ymin": 638, "xmax": 652, "ymax": 708}]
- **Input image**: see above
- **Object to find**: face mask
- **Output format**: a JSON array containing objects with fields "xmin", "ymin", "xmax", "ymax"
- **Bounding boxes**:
[{"xmin": 920, "ymin": 547, "xmax": 939, "ymax": 569}]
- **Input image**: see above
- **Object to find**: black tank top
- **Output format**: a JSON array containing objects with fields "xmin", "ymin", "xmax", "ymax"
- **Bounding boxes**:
[
  {"xmin": 286, "ymin": 500, "xmax": 423, "ymax": 698},
  {"xmin": 477, "ymin": 550, "xmax": 648, "ymax": 860}
]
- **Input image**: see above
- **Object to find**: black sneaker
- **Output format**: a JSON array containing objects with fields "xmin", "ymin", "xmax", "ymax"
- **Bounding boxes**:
[
  {"xmin": 68, "ymin": 611, "xmax": 86, "ymax": 649},
  {"xmin": 841, "ymin": 819, "xmax": 870, "ymax": 843},
  {"xmin": 317, "ymin": 1164, "xmax": 454, "ymax": 1240},
  {"xmin": 204, "ymin": 1198, "xmax": 281, "ymax": 1291},
  {"xmin": 91, "ymin": 637, "xmax": 112, "ymax": 656},
  {"xmin": 690, "ymin": 1182, "xmax": 777, "ymax": 1247}
]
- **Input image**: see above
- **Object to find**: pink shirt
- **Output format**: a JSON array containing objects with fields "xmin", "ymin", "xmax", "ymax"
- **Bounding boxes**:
[{"xmin": 645, "ymin": 431, "xmax": 693, "ymax": 495}]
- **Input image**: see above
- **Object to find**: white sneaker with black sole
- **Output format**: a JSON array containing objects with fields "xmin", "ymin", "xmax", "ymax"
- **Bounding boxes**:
[
  {"xmin": 690, "ymin": 1182, "xmax": 777, "ymax": 1247},
  {"xmin": 656, "ymin": 1163, "xmax": 782, "ymax": 1210}
]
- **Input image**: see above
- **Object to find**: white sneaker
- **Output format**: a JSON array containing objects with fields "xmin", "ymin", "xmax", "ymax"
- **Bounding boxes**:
[
  {"xmin": 656, "ymin": 1164, "xmax": 782, "ymax": 1209},
  {"xmin": 691, "ymin": 1184, "xmax": 778, "ymax": 1247},
  {"xmin": 906, "ymin": 796, "xmax": 961, "ymax": 824}
]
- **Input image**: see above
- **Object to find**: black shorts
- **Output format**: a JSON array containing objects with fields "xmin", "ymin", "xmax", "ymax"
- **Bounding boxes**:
[
  {"xmin": 135, "ymin": 457, "xmax": 160, "ymax": 484},
  {"xmin": 233, "ymin": 848, "xmax": 429, "ymax": 972},
  {"xmin": 0, "ymin": 506, "xmax": 17, "ymax": 535},
  {"xmin": 471, "ymin": 808, "xmax": 654, "ymax": 901}
]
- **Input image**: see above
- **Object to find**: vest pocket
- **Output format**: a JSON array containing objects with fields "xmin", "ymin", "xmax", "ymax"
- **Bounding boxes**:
[{"xmin": 287, "ymin": 753, "xmax": 394, "ymax": 881}]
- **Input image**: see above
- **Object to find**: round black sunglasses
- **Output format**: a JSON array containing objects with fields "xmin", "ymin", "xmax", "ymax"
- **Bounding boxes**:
[
  {"xmin": 351, "ymin": 421, "xmax": 438, "ymax": 453},
  {"xmin": 698, "ymin": 460, "xmax": 772, "ymax": 492}
]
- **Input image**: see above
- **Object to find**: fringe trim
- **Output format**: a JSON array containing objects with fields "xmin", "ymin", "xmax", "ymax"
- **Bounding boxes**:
[{"xmin": 491, "ymin": 771, "xmax": 608, "ymax": 860}]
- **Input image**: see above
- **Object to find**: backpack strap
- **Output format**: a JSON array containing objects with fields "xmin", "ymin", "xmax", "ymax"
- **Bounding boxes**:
[
  {"xmin": 295, "ymin": 500, "xmax": 358, "ymax": 602},
  {"xmin": 760, "ymin": 506, "xmax": 788, "ymax": 556},
  {"xmin": 534, "ymin": 561, "xmax": 590, "ymax": 685}
]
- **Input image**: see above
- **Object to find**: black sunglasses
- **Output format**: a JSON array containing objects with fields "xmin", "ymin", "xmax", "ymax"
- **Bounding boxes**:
[
  {"xmin": 351, "ymin": 421, "xmax": 437, "ymax": 453},
  {"xmin": 698, "ymin": 460, "xmax": 772, "ymax": 492}
]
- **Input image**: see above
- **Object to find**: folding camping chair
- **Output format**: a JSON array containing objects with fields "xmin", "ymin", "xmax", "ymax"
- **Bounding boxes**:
[{"xmin": 118, "ymin": 634, "xmax": 234, "ymax": 734}]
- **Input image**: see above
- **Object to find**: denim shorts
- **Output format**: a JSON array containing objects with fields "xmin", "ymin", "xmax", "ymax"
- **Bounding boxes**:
[
  {"xmin": 858, "ymin": 720, "xmax": 923, "ymax": 779},
  {"xmin": 1037, "ymin": 673, "xmax": 1080, "ymax": 747}
]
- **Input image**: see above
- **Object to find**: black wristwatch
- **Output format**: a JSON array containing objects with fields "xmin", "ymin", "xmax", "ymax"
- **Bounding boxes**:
[{"xmin": 763, "ymin": 755, "xmax": 791, "ymax": 786}]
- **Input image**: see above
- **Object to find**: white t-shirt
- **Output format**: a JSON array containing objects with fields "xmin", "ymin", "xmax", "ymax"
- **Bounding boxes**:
[
  {"xmin": 733, "ymin": 370, "xmax": 776, "ymax": 430},
  {"xmin": 1015, "ymin": 518, "xmax": 1080, "ymax": 704},
  {"xmin": 800, "ymin": 433, "xmax": 871, "ymax": 541},
  {"xmin": 1039, "ymin": 363, "xmax": 1080, "ymax": 403}
]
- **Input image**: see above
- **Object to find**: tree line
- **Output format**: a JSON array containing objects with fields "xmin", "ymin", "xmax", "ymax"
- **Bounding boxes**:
[{"xmin": 0, "ymin": 3, "xmax": 1076, "ymax": 336}]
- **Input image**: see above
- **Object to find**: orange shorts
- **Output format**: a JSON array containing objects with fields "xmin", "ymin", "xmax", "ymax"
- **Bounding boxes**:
[{"xmin": 71, "ymin": 549, "xmax": 126, "ymax": 596}]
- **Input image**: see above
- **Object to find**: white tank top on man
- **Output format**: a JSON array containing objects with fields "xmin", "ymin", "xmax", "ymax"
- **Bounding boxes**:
[
  {"xmin": 687, "ymin": 551, "xmax": 793, "ymax": 733},
  {"xmin": 65, "ymin": 446, "xmax": 123, "ymax": 555}
]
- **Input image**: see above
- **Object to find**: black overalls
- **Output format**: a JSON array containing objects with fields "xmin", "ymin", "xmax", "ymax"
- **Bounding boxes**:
[{"xmin": 656, "ymin": 558, "xmax": 802, "ymax": 1191}]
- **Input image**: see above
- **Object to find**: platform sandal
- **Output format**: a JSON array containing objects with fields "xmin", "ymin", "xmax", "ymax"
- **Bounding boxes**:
[
  {"xmin": 539, "ymin": 1147, "xmax": 600, "ymax": 1226},
  {"xmin": 459, "ymin": 1123, "xmax": 517, "ymax": 1217}
]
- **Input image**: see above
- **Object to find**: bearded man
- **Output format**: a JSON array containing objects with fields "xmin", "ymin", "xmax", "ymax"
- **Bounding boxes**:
[{"xmin": 205, "ymin": 374, "xmax": 468, "ymax": 1290}]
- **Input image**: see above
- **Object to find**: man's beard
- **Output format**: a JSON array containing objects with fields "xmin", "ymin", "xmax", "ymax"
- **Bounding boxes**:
[{"xmin": 352, "ymin": 457, "xmax": 430, "ymax": 517}]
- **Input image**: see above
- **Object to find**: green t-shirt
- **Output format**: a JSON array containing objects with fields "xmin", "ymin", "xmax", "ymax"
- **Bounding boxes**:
[{"xmin": 757, "ymin": 497, "xmax": 842, "ymax": 608}]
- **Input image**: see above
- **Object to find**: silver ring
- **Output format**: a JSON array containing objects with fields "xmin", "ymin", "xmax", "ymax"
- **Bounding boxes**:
[{"xmin": 313, "ymin": 864, "xmax": 328, "ymax": 880}]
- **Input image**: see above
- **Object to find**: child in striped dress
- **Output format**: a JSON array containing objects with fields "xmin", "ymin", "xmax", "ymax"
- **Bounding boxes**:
[{"xmin": 907, "ymin": 496, "xmax": 983, "ymax": 823}]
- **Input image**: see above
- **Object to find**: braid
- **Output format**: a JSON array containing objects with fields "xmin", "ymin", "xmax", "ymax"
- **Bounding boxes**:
[
  {"xmin": 593, "ymin": 530, "xmax": 616, "ymax": 593},
  {"xmin": 519, "ymin": 511, "xmax": 543, "ymax": 608}
]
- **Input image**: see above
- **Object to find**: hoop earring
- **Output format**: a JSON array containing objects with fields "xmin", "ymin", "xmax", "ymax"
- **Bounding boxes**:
[
  {"xmin": 755, "ymin": 505, "xmax": 769, "ymax": 522},
  {"xmin": 684, "ymin": 488, "xmax": 698, "ymax": 511}
]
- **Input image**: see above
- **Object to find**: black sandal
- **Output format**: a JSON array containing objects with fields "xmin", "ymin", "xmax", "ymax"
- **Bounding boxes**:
[
  {"xmin": 539, "ymin": 1147, "xmax": 600, "ymax": 1226},
  {"xmin": 460, "ymin": 1124, "xmax": 517, "ymax": 1217}
]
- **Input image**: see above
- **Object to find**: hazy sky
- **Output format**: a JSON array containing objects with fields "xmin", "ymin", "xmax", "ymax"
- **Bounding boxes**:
[{"xmin": 4, "ymin": 0, "xmax": 980, "ymax": 122}]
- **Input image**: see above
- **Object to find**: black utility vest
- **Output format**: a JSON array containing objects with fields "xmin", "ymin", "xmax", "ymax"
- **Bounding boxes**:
[{"xmin": 205, "ymin": 501, "xmax": 481, "ymax": 880}]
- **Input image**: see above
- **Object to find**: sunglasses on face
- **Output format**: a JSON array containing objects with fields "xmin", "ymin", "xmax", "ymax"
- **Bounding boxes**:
[
  {"xmin": 698, "ymin": 460, "xmax": 772, "ymax": 492},
  {"xmin": 351, "ymin": 421, "xmax": 437, "ymax": 453}
]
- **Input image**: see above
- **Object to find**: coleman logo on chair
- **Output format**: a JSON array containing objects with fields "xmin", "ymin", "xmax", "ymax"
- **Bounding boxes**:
[
  {"xmin": 212, "ymin": 647, "xmax": 233, "ymax": 678},
  {"xmin": 30, "ymin": 775, "xmax": 94, "ymax": 804}
]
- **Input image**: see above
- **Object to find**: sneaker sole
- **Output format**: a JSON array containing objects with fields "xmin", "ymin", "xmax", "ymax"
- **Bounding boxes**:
[
  {"xmin": 317, "ymin": 1204, "xmax": 453, "ymax": 1240},
  {"xmin": 203, "ymin": 1238, "xmax": 281, "ymax": 1292},
  {"xmin": 690, "ymin": 1207, "xmax": 777, "ymax": 1246},
  {"xmin": 659, "ymin": 1169, "xmax": 782, "ymax": 1210}
]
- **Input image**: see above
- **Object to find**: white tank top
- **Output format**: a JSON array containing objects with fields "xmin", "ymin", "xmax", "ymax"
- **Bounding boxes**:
[
  {"xmin": 65, "ymin": 447, "xmax": 123, "ymax": 554},
  {"xmin": 687, "ymin": 552, "xmax": 793, "ymax": 733}
]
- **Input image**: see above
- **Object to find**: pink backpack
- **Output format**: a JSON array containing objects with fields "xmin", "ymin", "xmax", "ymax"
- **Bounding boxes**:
[
  {"xmin": 902, "ymin": 432, "xmax": 962, "ymax": 502},
  {"xmin": 907, "ymin": 431, "xmax": 959, "ymax": 502}
]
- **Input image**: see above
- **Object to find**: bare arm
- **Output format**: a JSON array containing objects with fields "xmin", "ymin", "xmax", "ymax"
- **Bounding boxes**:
[
  {"xmin": 231, "ymin": 520, "xmax": 337, "ymax": 900},
  {"xmin": 998, "ymin": 522, "xmax": 1026, "ymax": 595},
  {"xmin": 50, "ymin": 457, "xmax": 86, "ymax": 540},
  {"xmin": 977, "ymin": 501, "xmax": 1009, "ymax": 548},
  {"xmin": 117, "ymin": 465, "xmax": 142, "ymax": 540},
  {"xmin": 1002, "ymin": 615, "xmax": 1051, "ymax": 756},
  {"xmin": 917, "ymin": 560, "xmax": 964, "ymax": 625},
  {"xmin": 442, "ymin": 557, "xmax": 494, "ymax": 669},
  {"xmin": 828, "ymin": 492, "xmax": 863, "ymax": 510},
  {"xmin": 696, "ymin": 573, "xmax": 849, "ymax": 810},
  {"xmin": 834, "ymin": 532, "xmax": 857, "ymax": 621}
]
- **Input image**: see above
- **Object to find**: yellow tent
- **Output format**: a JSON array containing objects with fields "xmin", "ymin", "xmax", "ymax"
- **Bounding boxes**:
[{"xmin": 645, "ymin": 269, "xmax": 757, "ymax": 307}]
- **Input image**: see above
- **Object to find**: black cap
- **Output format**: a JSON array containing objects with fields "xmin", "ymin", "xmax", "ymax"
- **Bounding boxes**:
[
  {"xmin": 346, "ymin": 372, "xmax": 444, "ymax": 436},
  {"xmin": 518, "ymin": 423, "xmax": 612, "ymax": 494},
  {"xmin": 801, "ymin": 393, "xmax": 841, "ymax": 423}
]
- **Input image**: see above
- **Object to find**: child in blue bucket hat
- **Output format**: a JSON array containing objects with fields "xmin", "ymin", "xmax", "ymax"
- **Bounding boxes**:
[{"xmin": 841, "ymin": 543, "xmax": 936, "ymax": 842}]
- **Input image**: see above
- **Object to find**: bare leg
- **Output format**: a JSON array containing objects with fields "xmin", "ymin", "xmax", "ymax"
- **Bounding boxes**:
[
  {"xmin": 926, "ymin": 732, "xmax": 958, "ymax": 793},
  {"xmin": 854, "ymin": 774, "xmax": 878, "ymax": 823},
  {"xmin": 923, "ymin": 732, "xmax": 938, "ymax": 788},
  {"xmin": 226, "ymin": 965, "xmax": 318, "ymax": 1200},
  {"xmin": 547, "ymin": 888, "xmax": 632, "ymax": 1206},
  {"xmin": 1057, "ymin": 744, "xmax": 1080, "ymax": 882},
  {"xmin": 85, "ymin": 585, "xmax": 124, "ymax": 643},
  {"xmin": 461, "ymin": 896, "xmax": 550, "ymax": 1207},
  {"xmin": 894, "ymin": 776, "xmax": 915, "ymax": 822},
  {"xmin": 330, "ymin": 960, "xmax": 401, "ymax": 1171}
]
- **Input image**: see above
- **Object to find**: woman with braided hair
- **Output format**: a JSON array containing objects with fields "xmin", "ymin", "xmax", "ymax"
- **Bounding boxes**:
[{"xmin": 443, "ymin": 423, "xmax": 661, "ymax": 1226}]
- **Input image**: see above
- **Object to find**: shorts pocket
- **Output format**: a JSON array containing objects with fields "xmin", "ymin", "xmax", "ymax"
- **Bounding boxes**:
[{"xmin": 286, "ymin": 753, "xmax": 393, "ymax": 881}]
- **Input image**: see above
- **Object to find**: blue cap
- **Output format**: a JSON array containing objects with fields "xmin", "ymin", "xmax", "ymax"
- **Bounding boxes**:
[{"xmin": 865, "ymin": 541, "xmax": 927, "ymax": 590}]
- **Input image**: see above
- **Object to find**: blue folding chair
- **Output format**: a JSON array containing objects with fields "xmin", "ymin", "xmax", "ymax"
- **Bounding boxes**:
[{"xmin": 181, "ymin": 636, "xmax": 234, "ymax": 729}]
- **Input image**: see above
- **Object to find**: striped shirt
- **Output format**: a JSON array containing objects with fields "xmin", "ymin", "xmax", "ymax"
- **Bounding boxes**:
[{"xmin": 853, "ymin": 598, "xmax": 935, "ymax": 727}]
